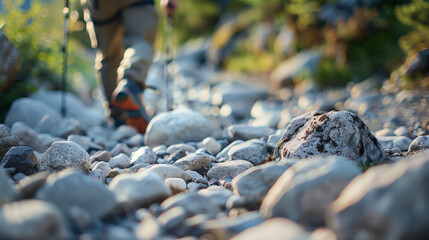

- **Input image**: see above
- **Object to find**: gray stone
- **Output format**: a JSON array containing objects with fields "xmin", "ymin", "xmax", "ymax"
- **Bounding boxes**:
[
  {"xmin": 261, "ymin": 156, "xmax": 361, "ymax": 226},
  {"xmin": 327, "ymin": 150, "xmax": 429, "ymax": 240},
  {"xmin": 110, "ymin": 125, "xmax": 138, "ymax": 141},
  {"xmin": 142, "ymin": 164, "xmax": 192, "ymax": 181},
  {"xmin": 13, "ymin": 172, "xmax": 27, "ymax": 181},
  {"xmin": 232, "ymin": 161, "xmax": 294, "ymax": 204},
  {"xmin": 409, "ymin": 136, "xmax": 429, "ymax": 151},
  {"xmin": 91, "ymin": 150, "xmax": 112, "ymax": 163},
  {"xmin": 186, "ymin": 170, "xmax": 204, "ymax": 180},
  {"xmin": 187, "ymin": 182, "xmax": 199, "ymax": 192},
  {"xmin": 145, "ymin": 108, "xmax": 222, "ymax": 147},
  {"xmin": 110, "ymin": 143, "xmax": 132, "ymax": 157},
  {"xmin": 165, "ymin": 177, "xmax": 187, "ymax": 194},
  {"xmin": 275, "ymin": 111, "xmax": 386, "ymax": 166},
  {"xmin": 39, "ymin": 141, "xmax": 91, "ymax": 174},
  {"xmin": 394, "ymin": 126, "xmax": 409, "ymax": 136},
  {"xmin": 0, "ymin": 124, "xmax": 19, "ymax": 161},
  {"xmin": 109, "ymin": 171, "xmax": 171, "ymax": 209},
  {"xmin": 91, "ymin": 161, "xmax": 111, "ymax": 181},
  {"xmin": 18, "ymin": 172, "xmax": 48, "ymax": 199},
  {"xmin": 36, "ymin": 169, "xmax": 116, "ymax": 219},
  {"xmin": 393, "ymin": 136, "xmax": 412, "ymax": 151},
  {"xmin": 374, "ymin": 128, "xmax": 395, "ymax": 137},
  {"xmin": 0, "ymin": 200, "xmax": 70, "ymax": 240},
  {"xmin": 173, "ymin": 152, "xmax": 215, "ymax": 171},
  {"xmin": 216, "ymin": 140, "xmax": 244, "ymax": 161},
  {"xmin": 37, "ymin": 133, "xmax": 62, "ymax": 153},
  {"xmin": 198, "ymin": 187, "xmax": 233, "ymax": 209},
  {"xmin": 135, "ymin": 215, "xmax": 163, "ymax": 240},
  {"xmin": 232, "ymin": 218, "xmax": 311, "ymax": 240},
  {"xmin": 161, "ymin": 192, "xmax": 220, "ymax": 218},
  {"xmin": 227, "ymin": 124, "xmax": 275, "ymax": 141},
  {"xmin": 109, "ymin": 153, "xmax": 131, "ymax": 169},
  {"xmin": 67, "ymin": 134, "xmax": 91, "ymax": 151},
  {"xmin": 204, "ymin": 211, "xmax": 265, "ymax": 239},
  {"xmin": 10, "ymin": 122, "xmax": 43, "ymax": 152},
  {"xmin": 167, "ymin": 143, "xmax": 197, "ymax": 154},
  {"xmin": 158, "ymin": 206, "xmax": 187, "ymax": 231},
  {"xmin": 0, "ymin": 168, "xmax": 17, "ymax": 204},
  {"xmin": 1, "ymin": 146, "xmax": 39, "ymax": 175},
  {"xmin": 228, "ymin": 139, "xmax": 268, "ymax": 165},
  {"xmin": 130, "ymin": 146, "xmax": 156, "ymax": 165},
  {"xmin": 207, "ymin": 160, "xmax": 253, "ymax": 180},
  {"xmin": 30, "ymin": 90, "xmax": 106, "ymax": 131},
  {"xmin": 200, "ymin": 137, "xmax": 222, "ymax": 155}
]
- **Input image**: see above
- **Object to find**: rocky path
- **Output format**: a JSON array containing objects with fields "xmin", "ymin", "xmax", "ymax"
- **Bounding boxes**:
[{"xmin": 0, "ymin": 46, "xmax": 429, "ymax": 240}]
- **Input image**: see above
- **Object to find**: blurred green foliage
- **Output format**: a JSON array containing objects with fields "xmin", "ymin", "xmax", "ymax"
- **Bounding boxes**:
[{"xmin": 0, "ymin": 0, "xmax": 96, "ymax": 121}]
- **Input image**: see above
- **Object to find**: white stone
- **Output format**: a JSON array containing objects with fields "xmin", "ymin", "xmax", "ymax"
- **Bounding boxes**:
[
  {"xmin": 165, "ymin": 178, "xmax": 187, "ymax": 193},
  {"xmin": 130, "ymin": 146, "xmax": 156, "ymax": 165}
]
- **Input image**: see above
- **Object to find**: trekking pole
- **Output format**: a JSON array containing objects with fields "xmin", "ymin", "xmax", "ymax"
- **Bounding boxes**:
[
  {"xmin": 164, "ymin": 12, "xmax": 174, "ymax": 112},
  {"xmin": 61, "ymin": 0, "xmax": 70, "ymax": 117}
]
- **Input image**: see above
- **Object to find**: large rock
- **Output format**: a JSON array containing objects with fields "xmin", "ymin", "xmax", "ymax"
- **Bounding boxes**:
[
  {"xmin": 0, "ymin": 124, "xmax": 19, "ymax": 160},
  {"xmin": 35, "ymin": 169, "xmax": 116, "ymax": 219},
  {"xmin": 4, "ymin": 98, "xmax": 80, "ymax": 137},
  {"xmin": 275, "ymin": 111, "xmax": 386, "ymax": 166},
  {"xmin": 261, "ymin": 156, "xmax": 361, "ymax": 226},
  {"xmin": 0, "ymin": 31, "xmax": 19, "ymax": 93},
  {"xmin": 327, "ymin": 150, "xmax": 429, "ymax": 240},
  {"xmin": 0, "ymin": 200, "xmax": 70, "ymax": 240},
  {"xmin": 109, "ymin": 171, "xmax": 171, "ymax": 209},
  {"xmin": 0, "ymin": 168, "xmax": 17, "ymax": 205},
  {"xmin": 228, "ymin": 139, "xmax": 268, "ymax": 165},
  {"xmin": 231, "ymin": 161, "xmax": 294, "ymax": 204},
  {"xmin": 1, "ymin": 146, "xmax": 39, "ymax": 175},
  {"xmin": 145, "ymin": 108, "xmax": 221, "ymax": 147},
  {"xmin": 30, "ymin": 90, "xmax": 106, "ymax": 130},
  {"xmin": 39, "ymin": 141, "xmax": 91, "ymax": 174},
  {"xmin": 408, "ymin": 136, "xmax": 429, "ymax": 151}
]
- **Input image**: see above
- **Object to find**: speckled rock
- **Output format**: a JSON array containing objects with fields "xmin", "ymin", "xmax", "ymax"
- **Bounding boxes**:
[
  {"xmin": 275, "ymin": 111, "xmax": 386, "ymax": 166},
  {"xmin": 408, "ymin": 136, "xmax": 429, "ymax": 151},
  {"xmin": 0, "ymin": 124, "xmax": 19, "ymax": 161},
  {"xmin": 39, "ymin": 141, "xmax": 91, "ymax": 174}
]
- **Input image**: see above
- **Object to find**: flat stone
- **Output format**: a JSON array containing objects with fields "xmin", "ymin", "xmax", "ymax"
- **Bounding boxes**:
[
  {"xmin": 143, "ymin": 164, "xmax": 192, "ymax": 181},
  {"xmin": 109, "ymin": 171, "xmax": 171, "ymax": 209},
  {"xmin": 109, "ymin": 153, "xmax": 130, "ymax": 169},
  {"xmin": 207, "ymin": 160, "xmax": 253, "ymax": 180},
  {"xmin": 91, "ymin": 150, "xmax": 112, "ymax": 163}
]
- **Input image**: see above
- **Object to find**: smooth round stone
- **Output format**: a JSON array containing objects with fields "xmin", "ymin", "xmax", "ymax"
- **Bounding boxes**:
[
  {"xmin": 109, "ymin": 153, "xmax": 131, "ymax": 169},
  {"xmin": 394, "ymin": 126, "xmax": 409, "ymax": 137},
  {"xmin": 207, "ymin": 160, "xmax": 253, "ymax": 180},
  {"xmin": 90, "ymin": 150, "xmax": 112, "ymax": 163},
  {"xmin": 165, "ymin": 178, "xmax": 187, "ymax": 194},
  {"xmin": 200, "ymin": 137, "xmax": 222, "ymax": 155}
]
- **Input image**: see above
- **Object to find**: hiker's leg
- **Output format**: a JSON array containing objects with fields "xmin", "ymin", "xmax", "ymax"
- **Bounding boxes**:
[{"xmin": 118, "ymin": 4, "xmax": 158, "ymax": 88}]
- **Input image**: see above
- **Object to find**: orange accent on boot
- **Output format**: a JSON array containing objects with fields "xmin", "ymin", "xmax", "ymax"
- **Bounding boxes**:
[
  {"xmin": 112, "ymin": 89, "xmax": 142, "ymax": 111},
  {"xmin": 126, "ymin": 116, "xmax": 148, "ymax": 133}
]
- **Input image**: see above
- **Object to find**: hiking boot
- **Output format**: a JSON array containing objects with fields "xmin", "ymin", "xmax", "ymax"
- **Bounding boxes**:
[{"xmin": 111, "ymin": 79, "xmax": 151, "ymax": 133}]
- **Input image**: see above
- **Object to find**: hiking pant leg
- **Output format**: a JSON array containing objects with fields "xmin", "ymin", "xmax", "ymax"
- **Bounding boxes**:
[
  {"xmin": 118, "ymin": 5, "xmax": 158, "ymax": 88},
  {"xmin": 82, "ymin": 2, "xmax": 124, "ymax": 106}
]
